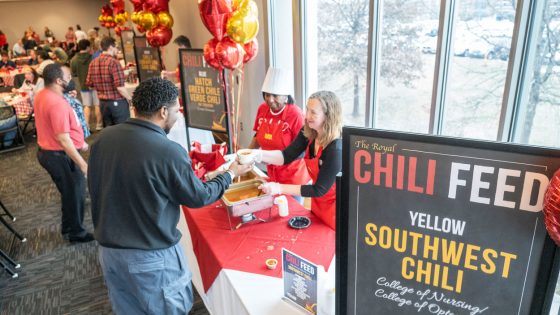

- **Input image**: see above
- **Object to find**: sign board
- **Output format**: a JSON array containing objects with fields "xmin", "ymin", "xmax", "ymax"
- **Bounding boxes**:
[
  {"xmin": 120, "ymin": 30, "xmax": 136, "ymax": 65},
  {"xmin": 133, "ymin": 36, "xmax": 162, "ymax": 82},
  {"xmin": 178, "ymin": 48, "xmax": 229, "ymax": 135},
  {"xmin": 339, "ymin": 127, "xmax": 560, "ymax": 315},
  {"xmin": 283, "ymin": 248, "xmax": 318, "ymax": 314}
]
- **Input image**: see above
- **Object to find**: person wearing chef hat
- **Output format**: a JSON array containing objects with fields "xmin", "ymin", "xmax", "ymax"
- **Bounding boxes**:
[{"xmin": 248, "ymin": 67, "xmax": 310, "ymax": 199}]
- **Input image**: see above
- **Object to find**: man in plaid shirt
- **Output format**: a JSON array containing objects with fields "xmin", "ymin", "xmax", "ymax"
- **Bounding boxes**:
[{"xmin": 86, "ymin": 37, "xmax": 132, "ymax": 127}]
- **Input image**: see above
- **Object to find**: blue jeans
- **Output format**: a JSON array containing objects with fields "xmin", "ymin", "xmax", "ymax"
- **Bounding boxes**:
[{"xmin": 98, "ymin": 243, "xmax": 193, "ymax": 315}]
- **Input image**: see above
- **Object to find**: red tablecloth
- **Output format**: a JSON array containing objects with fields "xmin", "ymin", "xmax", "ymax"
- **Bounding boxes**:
[
  {"xmin": 0, "ymin": 93, "xmax": 32, "ymax": 117},
  {"xmin": 182, "ymin": 196, "xmax": 335, "ymax": 292}
]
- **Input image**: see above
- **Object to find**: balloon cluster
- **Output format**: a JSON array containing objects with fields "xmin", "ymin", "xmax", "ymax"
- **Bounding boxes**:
[
  {"xmin": 130, "ymin": 0, "xmax": 174, "ymax": 47},
  {"xmin": 111, "ymin": 0, "xmax": 130, "ymax": 36},
  {"xmin": 543, "ymin": 169, "xmax": 560, "ymax": 245},
  {"xmin": 99, "ymin": 5, "xmax": 116, "ymax": 29},
  {"xmin": 200, "ymin": 0, "xmax": 259, "ymax": 70}
]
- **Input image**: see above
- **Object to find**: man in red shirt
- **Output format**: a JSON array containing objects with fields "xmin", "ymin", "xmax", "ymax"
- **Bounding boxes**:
[
  {"xmin": 86, "ymin": 36, "xmax": 132, "ymax": 127},
  {"xmin": 35, "ymin": 63, "xmax": 93, "ymax": 243}
]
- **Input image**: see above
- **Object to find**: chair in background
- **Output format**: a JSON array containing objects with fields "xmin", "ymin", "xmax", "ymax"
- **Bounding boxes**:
[
  {"xmin": 13, "ymin": 73, "xmax": 25, "ymax": 89},
  {"xmin": 0, "ymin": 106, "xmax": 25, "ymax": 153},
  {"xmin": 0, "ymin": 197, "xmax": 25, "ymax": 279}
]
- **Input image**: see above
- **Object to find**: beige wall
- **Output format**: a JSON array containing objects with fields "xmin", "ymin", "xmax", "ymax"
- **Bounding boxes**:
[
  {"xmin": 0, "ymin": 0, "xmax": 103, "ymax": 47},
  {"xmin": 1, "ymin": 0, "xmax": 268, "ymax": 148}
]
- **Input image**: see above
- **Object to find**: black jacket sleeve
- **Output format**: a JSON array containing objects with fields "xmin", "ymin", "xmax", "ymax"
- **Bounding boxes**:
[
  {"xmin": 282, "ymin": 127, "xmax": 308, "ymax": 164},
  {"xmin": 300, "ymin": 139, "xmax": 342, "ymax": 198}
]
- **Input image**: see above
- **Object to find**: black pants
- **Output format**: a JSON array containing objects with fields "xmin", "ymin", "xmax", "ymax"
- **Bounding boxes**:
[
  {"xmin": 99, "ymin": 99, "xmax": 130, "ymax": 127},
  {"xmin": 37, "ymin": 149, "xmax": 87, "ymax": 237}
]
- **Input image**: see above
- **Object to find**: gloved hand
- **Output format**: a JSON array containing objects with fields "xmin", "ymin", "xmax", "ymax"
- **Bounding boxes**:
[
  {"xmin": 253, "ymin": 149, "xmax": 263, "ymax": 163},
  {"xmin": 259, "ymin": 182, "xmax": 282, "ymax": 195}
]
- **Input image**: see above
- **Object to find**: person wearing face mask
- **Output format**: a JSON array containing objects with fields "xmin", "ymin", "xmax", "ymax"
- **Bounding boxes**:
[
  {"xmin": 86, "ymin": 36, "xmax": 131, "ymax": 127},
  {"xmin": 34, "ymin": 63, "xmax": 93, "ymax": 243},
  {"xmin": 87, "ymin": 77, "xmax": 252, "ymax": 314},
  {"xmin": 62, "ymin": 73, "xmax": 90, "ymax": 138},
  {"xmin": 248, "ymin": 68, "xmax": 310, "ymax": 200},
  {"xmin": 253, "ymin": 91, "xmax": 343, "ymax": 230}
]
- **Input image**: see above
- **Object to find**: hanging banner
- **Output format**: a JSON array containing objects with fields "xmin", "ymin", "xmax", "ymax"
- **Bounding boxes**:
[
  {"xmin": 339, "ymin": 127, "xmax": 560, "ymax": 315},
  {"xmin": 178, "ymin": 48, "xmax": 228, "ymax": 133},
  {"xmin": 133, "ymin": 36, "xmax": 162, "ymax": 82}
]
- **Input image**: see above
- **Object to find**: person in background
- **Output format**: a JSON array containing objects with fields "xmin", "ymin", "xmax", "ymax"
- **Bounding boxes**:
[
  {"xmin": 86, "ymin": 36, "xmax": 132, "ymax": 127},
  {"xmin": 255, "ymin": 91, "xmax": 343, "ymax": 230},
  {"xmin": 0, "ymin": 52, "xmax": 16, "ymax": 70},
  {"xmin": 52, "ymin": 45, "xmax": 69, "ymax": 65},
  {"xmin": 65, "ymin": 26, "xmax": 76, "ymax": 44},
  {"xmin": 62, "ymin": 74, "xmax": 90, "ymax": 138},
  {"xmin": 30, "ymin": 27, "xmax": 40, "ymax": 44},
  {"xmin": 35, "ymin": 50, "xmax": 55, "ymax": 92},
  {"xmin": 0, "ymin": 30, "xmax": 8, "ymax": 51},
  {"xmin": 173, "ymin": 35, "xmax": 191, "ymax": 49},
  {"xmin": 12, "ymin": 39, "xmax": 26, "ymax": 57},
  {"xmin": 44, "ymin": 26, "xmax": 55, "ymax": 43},
  {"xmin": 71, "ymin": 39, "xmax": 102, "ymax": 131},
  {"xmin": 28, "ymin": 49, "xmax": 39, "ymax": 65},
  {"xmin": 88, "ymin": 77, "xmax": 252, "ymax": 315},
  {"xmin": 75, "ymin": 25, "xmax": 87, "ymax": 43},
  {"xmin": 12, "ymin": 66, "xmax": 39, "ymax": 104},
  {"xmin": 23, "ymin": 31, "xmax": 37, "ymax": 50},
  {"xmin": 35, "ymin": 63, "xmax": 93, "ymax": 243},
  {"xmin": 248, "ymin": 67, "xmax": 310, "ymax": 202}
]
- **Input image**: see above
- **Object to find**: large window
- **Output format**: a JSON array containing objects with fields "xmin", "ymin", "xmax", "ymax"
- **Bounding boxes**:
[
  {"xmin": 443, "ymin": 0, "xmax": 516, "ymax": 140},
  {"xmin": 376, "ymin": 0, "xmax": 440, "ymax": 133},
  {"xmin": 302, "ymin": 0, "xmax": 370, "ymax": 127},
  {"xmin": 513, "ymin": 0, "xmax": 560, "ymax": 147}
]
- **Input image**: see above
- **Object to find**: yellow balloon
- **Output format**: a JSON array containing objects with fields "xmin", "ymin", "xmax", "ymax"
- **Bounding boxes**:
[
  {"xmin": 226, "ymin": 8, "xmax": 259, "ymax": 44},
  {"xmin": 98, "ymin": 15, "xmax": 105, "ymax": 23},
  {"xmin": 105, "ymin": 16, "xmax": 114, "ymax": 23},
  {"xmin": 140, "ymin": 11, "xmax": 158, "ymax": 30},
  {"xmin": 131, "ymin": 11, "xmax": 141, "ymax": 24},
  {"xmin": 157, "ymin": 11, "xmax": 174, "ymax": 29},
  {"xmin": 115, "ymin": 14, "xmax": 126, "ymax": 25},
  {"xmin": 232, "ymin": 0, "xmax": 249, "ymax": 11}
]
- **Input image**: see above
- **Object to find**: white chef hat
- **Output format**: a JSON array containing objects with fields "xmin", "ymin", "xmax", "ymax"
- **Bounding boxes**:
[{"xmin": 261, "ymin": 67, "xmax": 294, "ymax": 96}]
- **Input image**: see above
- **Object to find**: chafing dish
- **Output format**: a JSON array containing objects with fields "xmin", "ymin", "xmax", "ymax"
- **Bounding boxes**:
[{"xmin": 222, "ymin": 179, "xmax": 273, "ymax": 218}]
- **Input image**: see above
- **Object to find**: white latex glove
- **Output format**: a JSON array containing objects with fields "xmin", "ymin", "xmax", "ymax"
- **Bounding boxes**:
[
  {"xmin": 253, "ymin": 149, "xmax": 263, "ymax": 163},
  {"xmin": 259, "ymin": 182, "xmax": 282, "ymax": 195}
]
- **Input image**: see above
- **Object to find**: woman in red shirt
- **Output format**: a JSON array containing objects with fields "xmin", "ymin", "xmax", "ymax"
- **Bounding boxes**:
[
  {"xmin": 248, "ymin": 68, "xmax": 310, "ymax": 193},
  {"xmin": 0, "ymin": 30, "xmax": 8, "ymax": 51}
]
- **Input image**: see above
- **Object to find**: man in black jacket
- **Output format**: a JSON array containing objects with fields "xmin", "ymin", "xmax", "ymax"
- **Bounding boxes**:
[{"xmin": 88, "ymin": 77, "xmax": 251, "ymax": 314}]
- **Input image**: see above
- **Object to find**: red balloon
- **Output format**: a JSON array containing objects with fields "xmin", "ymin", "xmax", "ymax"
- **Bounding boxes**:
[
  {"xmin": 144, "ymin": 0, "xmax": 169, "ymax": 13},
  {"xmin": 111, "ymin": 0, "xmax": 125, "ymax": 14},
  {"xmin": 146, "ymin": 26, "xmax": 173, "ymax": 47},
  {"xmin": 216, "ymin": 37, "xmax": 244, "ymax": 70},
  {"xmin": 242, "ymin": 38, "xmax": 258, "ymax": 64},
  {"xmin": 543, "ymin": 169, "xmax": 560, "ymax": 245},
  {"xmin": 136, "ymin": 25, "xmax": 146, "ymax": 33},
  {"xmin": 203, "ymin": 38, "xmax": 222, "ymax": 70},
  {"xmin": 198, "ymin": 0, "xmax": 233, "ymax": 41},
  {"xmin": 129, "ymin": 0, "xmax": 143, "ymax": 12}
]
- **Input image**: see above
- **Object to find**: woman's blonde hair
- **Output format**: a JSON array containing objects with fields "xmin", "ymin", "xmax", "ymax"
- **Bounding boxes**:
[{"xmin": 303, "ymin": 91, "xmax": 342, "ymax": 147}]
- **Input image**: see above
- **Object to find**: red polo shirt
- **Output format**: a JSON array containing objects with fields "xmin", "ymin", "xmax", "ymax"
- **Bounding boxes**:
[{"xmin": 35, "ymin": 88, "xmax": 85, "ymax": 150}]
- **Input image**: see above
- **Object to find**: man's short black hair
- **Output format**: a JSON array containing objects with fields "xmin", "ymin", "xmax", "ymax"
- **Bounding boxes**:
[
  {"xmin": 132, "ymin": 78, "xmax": 179, "ymax": 117},
  {"xmin": 42, "ymin": 63, "xmax": 63, "ymax": 86},
  {"xmin": 38, "ymin": 50, "xmax": 51, "ymax": 61},
  {"xmin": 173, "ymin": 35, "xmax": 191, "ymax": 48},
  {"xmin": 100, "ymin": 36, "xmax": 116, "ymax": 51},
  {"xmin": 77, "ymin": 39, "xmax": 91, "ymax": 51}
]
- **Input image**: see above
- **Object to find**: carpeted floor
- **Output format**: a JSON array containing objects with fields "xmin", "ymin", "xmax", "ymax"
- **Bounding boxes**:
[{"xmin": 0, "ymin": 132, "xmax": 210, "ymax": 315}]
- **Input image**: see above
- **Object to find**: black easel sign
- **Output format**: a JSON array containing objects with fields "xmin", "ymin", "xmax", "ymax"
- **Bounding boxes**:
[
  {"xmin": 133, "ymin": 36, "xmax": 162, "ymax": 82},
  {"xmin": 120, "ymin": 30, "xmax": 136, "ymax": 65},
  {"xmin": 339, "ymin": 127, "xmax": 560, "ymax": 315},
  {"xmin": 178, "ymin": 49, "xmax": 230, "ymax": 141}
]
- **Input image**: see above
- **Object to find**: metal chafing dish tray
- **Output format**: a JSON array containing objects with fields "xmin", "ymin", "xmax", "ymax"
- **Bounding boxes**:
[
  {"xmin": 206, "ymin": 169, "xmax": 261, "ymax": 182},
  {"xmin": 222, "ymin": 179, "xmax": 273, "ymax": 217}
]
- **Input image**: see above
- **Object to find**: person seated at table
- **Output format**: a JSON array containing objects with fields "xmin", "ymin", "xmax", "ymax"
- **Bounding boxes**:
[
  {"xmin": 27, "ymin": 49, "xmax": 38, "ymax": 66},
  {"xmin": 23, "ymin": 31, "xmax": 37, "ymax": 51},
  {"xmin": 248, "ymin": 67, "xmax": 310, "ymax": 203},
  {"xmin": 52, "ymin": 46, "xmax": 69, "ymax": 65},
  {"xmin": 255, "ymin": 91, "xmax": 343, "ymax": 230},
  {"xmin": 12, "ymin": 39, "xmax": 26, "ymax": 57},
  {"xmin": 0, "ymin": 52, "xmax": 16, "ymax": 70},
  {"xmin": 12, "ymin": 66, "xmax": 38, "ymax": 103},
  {"xmin": 0, "ymin": 30, "xmax": 8, "ymax": 51},
  {"xmin": 34, "ymin": 51, "xmax": 55, "ymax": 93}
]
